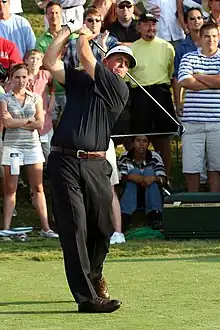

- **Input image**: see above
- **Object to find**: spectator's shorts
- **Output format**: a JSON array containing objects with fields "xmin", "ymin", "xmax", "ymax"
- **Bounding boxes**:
[
  {"xmin": 2, "ymin": 145, "xmax": 45, "ymax": 166},
  {"xmin": 182, "ymin": 122, "xmax": 220, "ymax": 173},
  {"xmin": 106, "ymin": 138, "xmax": 119, "ymax": 186},
  {"xmin": 130, "ymin": 84, "xmax": 178, "ymax": 135}
]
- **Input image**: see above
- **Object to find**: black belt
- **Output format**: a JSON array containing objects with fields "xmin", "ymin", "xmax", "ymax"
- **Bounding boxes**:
[
  {"xmin": 51, "ymin": 146, "xmax": 106, "ymax": 159},
  {"xmin": 62, "ymin": 5, "xmax": 80, "ymax": 9}
]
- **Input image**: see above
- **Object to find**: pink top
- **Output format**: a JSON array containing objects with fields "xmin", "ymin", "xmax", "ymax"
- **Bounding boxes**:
[{"xmin": 26, "ymin": 70, "xmax": 53, "ymax": 135}]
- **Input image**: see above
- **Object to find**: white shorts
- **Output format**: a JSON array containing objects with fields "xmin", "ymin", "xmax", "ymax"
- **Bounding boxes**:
[
  {"xmin": 2, "ymin": 145, "xmax": 45, "ymax": 166},
  {"xmin": 106, "ymin": 139, "xmax": 119, "ymax": 186},
  {"xmin": 182, "ymin": 122, "xmax": 220, "ymax": 173}
]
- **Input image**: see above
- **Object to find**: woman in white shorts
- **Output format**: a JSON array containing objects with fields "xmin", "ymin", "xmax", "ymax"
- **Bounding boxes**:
[{"xmin": 0, "ymin": 63, "xmax": 58, "ymax": 238}]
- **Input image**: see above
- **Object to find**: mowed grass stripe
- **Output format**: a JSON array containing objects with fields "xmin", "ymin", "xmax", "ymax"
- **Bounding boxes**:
[{"xmin": 1, "ymin": 259, "xmax": 220, "ymax": 329}]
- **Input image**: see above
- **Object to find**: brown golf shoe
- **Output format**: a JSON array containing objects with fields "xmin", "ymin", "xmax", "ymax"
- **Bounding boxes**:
[
  {"xmin": 92, "ymin": 276, "xmax": 110, "ymax": 300},
  {"xmin": 78, "ymin": 297, "xmax": 121, "ymax": 313}
]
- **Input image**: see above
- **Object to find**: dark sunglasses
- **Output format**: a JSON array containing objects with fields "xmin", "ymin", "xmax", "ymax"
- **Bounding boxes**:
[
  {"xmin": 189, "ymin": 16, "xmax": 203, "ymax": 20},
  {"xmin": 86, "ymin": 18, "xmax": 101, "ymax": 23},
  {"xmin": 118, "ymin": 4, "xmax": 133, "ymax": 9}
]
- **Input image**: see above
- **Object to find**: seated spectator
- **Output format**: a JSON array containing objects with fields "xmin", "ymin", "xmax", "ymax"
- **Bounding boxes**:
[
  {"xmin": 108, "ymin": 0, "xmax": 140, "ymax": 44},
  {"xmin": 118, "ymin": 135, "xmax": 166, "ymax": 230},
  {"xmin": 178, "ymin": 23, "xmax": 220, "ymax": 192},
  {"xmin": 64, "ymin": 7, "xmax": 118, "ymax": 67},
  {"xmin": 0, "ymin": 63, "xmax": 58, "ymax": 238},
  {"xmin": 35, "ymin": 0, "xmax": 85, "ymax": 28},
  {"xmin": 25, "ymin": 49, "xmax": 55, "ymax": 163},
  {"xmin": 0, "ymin": 0, "xmax": 36, "ymax": 58}
]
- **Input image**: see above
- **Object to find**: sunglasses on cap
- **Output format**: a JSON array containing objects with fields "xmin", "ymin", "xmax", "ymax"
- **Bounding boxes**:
[
  {"xmin": 86, "ymin": 18, "xmax": 102, "ymax": 23},
  {"xmin": 118, "ymin": 3, "xmax": 133, "ymax": 9}
]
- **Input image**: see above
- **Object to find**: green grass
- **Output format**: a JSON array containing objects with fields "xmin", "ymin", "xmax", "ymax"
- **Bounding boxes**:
[{"xmin": 1, "ymin": 257, "xmax": 220, "ymax": 329}]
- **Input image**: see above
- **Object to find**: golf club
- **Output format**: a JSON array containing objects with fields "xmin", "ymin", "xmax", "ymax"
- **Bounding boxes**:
[{"xmin": 92, "ymin": 39, "xmax": 185, "ymax": 136}]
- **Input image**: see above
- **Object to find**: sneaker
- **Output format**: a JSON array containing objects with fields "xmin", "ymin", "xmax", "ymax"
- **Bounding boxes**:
[
  {"xmin": 110, "ymin": 232, "xmax": 126, "ymax": 245},
  {"xmin": 40, "ymin": 229, "xmax": 59, "ymax": 238},
  {"xmin": 16, "ymin": 233, "xmax": 28, "ymax": 242}
]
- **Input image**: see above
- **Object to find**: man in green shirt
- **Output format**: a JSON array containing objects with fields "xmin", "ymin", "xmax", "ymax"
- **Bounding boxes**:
[{"xmin": 36, "ymin": 1, "xmax": 78, "ymax": 126}]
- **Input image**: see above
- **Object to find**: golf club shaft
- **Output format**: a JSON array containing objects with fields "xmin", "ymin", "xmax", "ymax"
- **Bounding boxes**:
[{"xmin": 92, "ymin": 39, "xmax": 183, "ymax": 130}]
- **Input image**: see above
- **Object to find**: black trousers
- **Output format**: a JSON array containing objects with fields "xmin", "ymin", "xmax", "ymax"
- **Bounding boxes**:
[{"xmin": 47, "ymin": 152, "xmax": 114, "ymax": 303}]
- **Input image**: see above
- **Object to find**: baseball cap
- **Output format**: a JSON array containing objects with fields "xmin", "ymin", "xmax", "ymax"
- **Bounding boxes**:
[
  {"xmin": 138, "ymin": 13, "xmax": 158, "ymax": 23},
  {"xmin": 104, "ymin": 45, "xmax": 137, "ymax": 68},
  {"xmin": 116, "ymin": 0, "xmax": 134, "ymax": 6}
]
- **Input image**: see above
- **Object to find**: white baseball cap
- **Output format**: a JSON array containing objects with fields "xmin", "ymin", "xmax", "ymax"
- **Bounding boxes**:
[
  {"xmin": 116, "ymin": 0, "xmax": 134, "ymax": 6},
  {"xmin": 104, "ymin": 45, "xmax": 137, "ymax": 68}
]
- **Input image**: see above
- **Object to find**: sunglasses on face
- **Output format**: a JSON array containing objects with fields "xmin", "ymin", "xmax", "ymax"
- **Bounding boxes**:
[
  {"xmin": 86, "ymin": 18, "xmax": 101, "ymax": 23},
  {"xmin": 189, "ymin": 16, "xmax": 203, "ymax": 20},
  {"xmin": 118, "ymin": 4, "xmax": 133, "ymax": 9}
]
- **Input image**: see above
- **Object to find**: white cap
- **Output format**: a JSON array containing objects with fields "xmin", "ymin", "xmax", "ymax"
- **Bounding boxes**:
[
  {"xmin": 104, "ymin": 45, "xmax": 137, "ymax": 68},
  {"xmin": 116, "ymin": 0, "xmax": 134, "ymax": 6}
]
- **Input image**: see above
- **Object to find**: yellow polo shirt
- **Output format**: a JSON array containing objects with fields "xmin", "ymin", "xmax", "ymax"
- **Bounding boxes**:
[{"xmin": 128, "ymin": 37, "xmax": 175, "ymax": 88}]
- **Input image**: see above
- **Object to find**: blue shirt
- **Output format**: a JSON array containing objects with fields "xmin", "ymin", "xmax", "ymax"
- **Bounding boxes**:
[
  {"xmin": 64, "ymin": 34, "xmax": 118, "ymax": 68},
  {"xmin": 0, "ymin": 15, "xmax": 36, "ymax": 58},
  {"xmin": 174, "ymin": 35, "xmax": 197, "ymax": 78}
]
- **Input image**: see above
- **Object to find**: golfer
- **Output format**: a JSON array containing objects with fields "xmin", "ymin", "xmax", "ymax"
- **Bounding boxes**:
[{"xmin": 43, "ymin": 22, "xmax": 136, "ymax": 313}]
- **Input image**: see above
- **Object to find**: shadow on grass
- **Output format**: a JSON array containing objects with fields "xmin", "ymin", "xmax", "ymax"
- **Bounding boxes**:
[
  {"xmin": 0, "ymin": 300, "xmax": 77, "ymax": 315},
  {"xmin": 0, "ymin": 300, "xmax": 72, "ymax": 307},
  {"xmin": 0, "ymin": 311, "xmax": 77, "ymax": 315}
]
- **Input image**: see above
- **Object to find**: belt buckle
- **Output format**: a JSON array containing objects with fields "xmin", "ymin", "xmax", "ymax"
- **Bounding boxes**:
[{"xmin": 76, "ymin": 150, "xmax": 88, "ymax": 159}]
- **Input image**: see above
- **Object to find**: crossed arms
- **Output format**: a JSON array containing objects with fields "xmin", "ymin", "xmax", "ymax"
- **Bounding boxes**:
[{"xmin": 179, "ymin": 74, "xmax": 220, "ymax": 90}]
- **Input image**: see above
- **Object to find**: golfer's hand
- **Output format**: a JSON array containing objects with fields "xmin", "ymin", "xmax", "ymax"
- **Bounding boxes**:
[{"xmin": 78, "ymin": 25, "xmax": 97, "ymax": 40}]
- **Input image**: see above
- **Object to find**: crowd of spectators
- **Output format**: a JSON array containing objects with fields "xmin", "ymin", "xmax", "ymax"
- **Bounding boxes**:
[{"xmin": 0, "ymin": 0, "xmax": 219, "ymax": 243}]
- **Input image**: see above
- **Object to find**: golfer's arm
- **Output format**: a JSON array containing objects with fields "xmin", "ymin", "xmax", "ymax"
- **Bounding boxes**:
[
  {"xmin": 77, "ymin": 35, "xmax": 97, "ymax": 80},
  {"xmin": 43, "ymin": 27, "xmax": 70, "ymax": 85}
]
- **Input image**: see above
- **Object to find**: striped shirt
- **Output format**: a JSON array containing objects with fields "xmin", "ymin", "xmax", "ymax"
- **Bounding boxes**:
[
  {"xmin": 178, "ymin": 49, "xmax": 220, "ymax": 122},
  {"xmin": 2, "ymin": 90, "xmax": 41, "ymax": 149},
  {"xmin": 118, "ymin": 150, "xmax": 166, "ymax": 177}
]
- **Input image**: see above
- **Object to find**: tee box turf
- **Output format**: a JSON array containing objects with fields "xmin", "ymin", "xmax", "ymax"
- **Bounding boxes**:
[{"xmin": 164, "ymin": 193, "xmax": 220, "ymax": 239}]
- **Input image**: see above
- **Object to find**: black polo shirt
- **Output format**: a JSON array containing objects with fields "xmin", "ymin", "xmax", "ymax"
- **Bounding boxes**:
[
  {"xmin": 51, "ymin": 62, "xmax": 129, "ymax": 151},
  {"xmin": 108, "ymin": 19, "xmax": 140, "ymax": 43}
]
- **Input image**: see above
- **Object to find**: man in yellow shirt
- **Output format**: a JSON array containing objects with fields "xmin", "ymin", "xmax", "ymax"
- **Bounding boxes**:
[{"xmin": 128, "ymin": 13, "xmax": 178, "ymax": 176}]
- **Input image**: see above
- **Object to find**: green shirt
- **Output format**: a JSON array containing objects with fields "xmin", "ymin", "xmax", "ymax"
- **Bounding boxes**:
[{"xmin": 36, "ymin": 30, "xmax": 78, "ymax": 95}]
